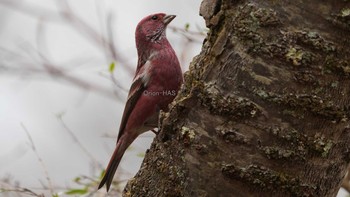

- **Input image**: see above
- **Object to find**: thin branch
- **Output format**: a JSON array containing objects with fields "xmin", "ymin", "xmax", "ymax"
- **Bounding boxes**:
[
  {"xmin": 0, "ymin": 46, "xmax": 118, "ymax": 99},
  {"xmin": 54, "ymin": 0, "xmax": 131, "ymax": 68},
  {"xmin": 36, "ymin": 17, "xmax": 51, "ymax": 62},
  {"xmin": 20, "ymin": 123, "xmax": 54, "ymax": 196},
  {"xmin": 57, "ymin": 115, "xmax": 103, "ymax": 170},
  {"xmin": 0, "ymin": 187, "xmax": 45, "ymax": 197},
  {"xmin": 41, "ymin": 59, "xmax": 116, "ymax": 98},
  {"xmin": 0, "ymin": 0, "xmax": 114, "ymax": 60},
  {"xmin": 106, "ymin": 11, "xmax": 119, "ymax": 65},
  {"xmin": 104, "ymin": 74, "xmax": 128, "ymax": 93},
  {"xmin": 168, "ymin": 25, "xmax": 206, "ymax": 43},
  {"xmin": 1, "ymin": 0, "xmax": 135, "ymax": 99}
]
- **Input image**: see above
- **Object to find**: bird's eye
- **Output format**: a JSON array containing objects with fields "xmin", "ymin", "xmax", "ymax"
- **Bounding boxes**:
[{"xmin": 151, "ymin": 15, "xmax": 158, "ymax": 20}]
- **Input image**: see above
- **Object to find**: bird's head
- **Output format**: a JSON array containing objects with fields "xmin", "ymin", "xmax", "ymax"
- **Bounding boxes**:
[{"xmin": 135, "ymin": 13, "xmax": 175, "ymax": 48}]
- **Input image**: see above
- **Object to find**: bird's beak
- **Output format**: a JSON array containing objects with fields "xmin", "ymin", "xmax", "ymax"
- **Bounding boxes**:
[{"xmin": 163, "ymin": 15, "xmax": 176, "ymax": 26}]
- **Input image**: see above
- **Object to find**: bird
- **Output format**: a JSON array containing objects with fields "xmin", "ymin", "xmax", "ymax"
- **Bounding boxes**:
[{"xmin": 98, "ymin": 13, "xmax": 183, "ymax": 192}]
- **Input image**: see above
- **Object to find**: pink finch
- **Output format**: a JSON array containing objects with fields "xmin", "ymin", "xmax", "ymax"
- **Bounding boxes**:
[{"xmin": 98, "ymin": 13, "xmax": 183, "ymax": 192}]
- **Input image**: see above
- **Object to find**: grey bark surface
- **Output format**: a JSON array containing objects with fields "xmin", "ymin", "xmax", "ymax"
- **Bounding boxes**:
[{"xmin": 124, "ymin": 1, "xmax": 350, "ymax": 197}]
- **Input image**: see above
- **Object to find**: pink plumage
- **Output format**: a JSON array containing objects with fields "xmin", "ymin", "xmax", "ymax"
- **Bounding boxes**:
[{"xmin": 98, "ymin": 13, "xmax": 183, "ymax": 192}]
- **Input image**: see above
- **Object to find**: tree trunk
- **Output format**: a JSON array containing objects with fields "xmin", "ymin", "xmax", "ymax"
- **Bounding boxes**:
[{"xmin": 124, "ymin": 0, "xmax": 350, "ymax": 196}]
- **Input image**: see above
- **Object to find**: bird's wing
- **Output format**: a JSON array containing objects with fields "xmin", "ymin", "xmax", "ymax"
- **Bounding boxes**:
[{"xmin": 117, "ymin": 61, "xmax": 151, "ymax": 141}]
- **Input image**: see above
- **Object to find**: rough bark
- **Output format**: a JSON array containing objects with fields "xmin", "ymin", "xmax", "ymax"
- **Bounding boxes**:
[{"xmin": 124, "ymin": 0, "xmax": 350, "ymax": 197}]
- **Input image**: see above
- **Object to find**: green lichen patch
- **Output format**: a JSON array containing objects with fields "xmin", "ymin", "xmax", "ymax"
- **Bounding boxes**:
[
  {"xmin": 261, "ymin": 146, "xmax": 306, "ymax": 161},
  {"xmin": 293, "ymin": 31, "xmax": 337, "ymax": 53},
  {"xmin": 266, "ymin": 126, "xmax": 334, "ymax": 159},
  {"xmin": 309, "ymin": 134, "xmax": 333, "ymax": 158},
  {"xmin": 180, "ymin": 126, "xmax": 196, "ymax": 146},
  {"xmin": 197, "ymin": 83, "xmax": 262, "ymax": 119},
  {"xmin": 260, "ymin": 127, "xmax": 308, "ymax": 161},
  {"xmin": 285, "ymin": 47, "xmax": 312, "ymax": 66},
  {"xmin": 268, "ymin": 127, "xmax": 305, "ymax": 143},
  {"xmin": 329, "ymin": 7, "xmax": 350, "ymax": 30},
  {"xmin": 231, "ymin": 4, "xmax": 280, "ymax": 54},
  {"xmin": 235, "ymin": 3, "xmax": 280, "ymax": 29},
  {"xmin": 253, "ymin": 89, "xmax": 348, "ymax": 122},
  {"xmin": 341, "ymin": 8, "xmax": 350, "ymax": 17},
  {"xmin": 221, "ymin": 164, "xmax": 317, "ymax": 196},
  {"xmin": 251, "ymin": 7, "xmax": 280, "ymax": 27}
]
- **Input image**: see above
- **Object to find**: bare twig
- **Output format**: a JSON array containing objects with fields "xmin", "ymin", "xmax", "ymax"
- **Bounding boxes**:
[
  {"xmin": 36, "ymin": 17, "xmax": 51, "ymax": 62},
  {"xmin": 0, "ymin": 187, "xmax": 45, "ymax": 197},
  {"xmin": 3, "ymin": 45, "xmax": 118, "ymax": 99},
  {"xmin": 168, "ymin": 25, "xmax": 206, "ymax": 43},
  {"xmin": 98, "ymin": 70, "xmax": 129, "ymax": 93},
  {"xmin": 0, "ymin": 0, "xmax": 134, "ymax": 97},
  {"xmin": 20, "ymin": 123, "xmax": 54, "ymax": 195},
  {"xmin": 41, "ymin": 59, "xmax": 116, "ymax": 99},
  {"xmin": 106, "ymin": 12, "xmax": 118, "ymax": 64},
  {"xmin": 57, "ymin": 115, "xmax": 103, "ymax": 170},
  {"xmin": 54, "ymin": 0, "xmax": 133, "ymax": 72}
]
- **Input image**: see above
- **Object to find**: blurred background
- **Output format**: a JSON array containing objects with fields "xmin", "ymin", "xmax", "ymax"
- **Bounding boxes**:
[
  {"xmin": 0, "ymin": 0, "xmax": 204, "ymax": 196},
  {"xmin": 0, "ymin": 0, "xmax": 349, "ymax": 197}
]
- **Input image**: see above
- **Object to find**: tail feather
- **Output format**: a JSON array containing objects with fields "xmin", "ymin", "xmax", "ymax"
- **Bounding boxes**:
[{"xmin": 98, "ymin": 137, "xmax": 129, "ymax": 191}]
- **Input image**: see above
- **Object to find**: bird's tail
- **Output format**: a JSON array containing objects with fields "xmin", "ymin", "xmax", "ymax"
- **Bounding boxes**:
[{"xmin": 98, "ymin": 136, "xmax": 130, "ymax": 192}]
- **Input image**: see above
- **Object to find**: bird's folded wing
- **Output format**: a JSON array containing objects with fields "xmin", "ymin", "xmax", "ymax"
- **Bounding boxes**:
[{"xmin": 117, "ymin": 62, "xmax": 152, "ymax": 141}]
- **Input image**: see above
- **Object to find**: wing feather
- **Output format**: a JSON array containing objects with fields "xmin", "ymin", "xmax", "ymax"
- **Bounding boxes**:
[{"xmin": 116, "ymin": 61, "xmax": 151, "ymax": 141}]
